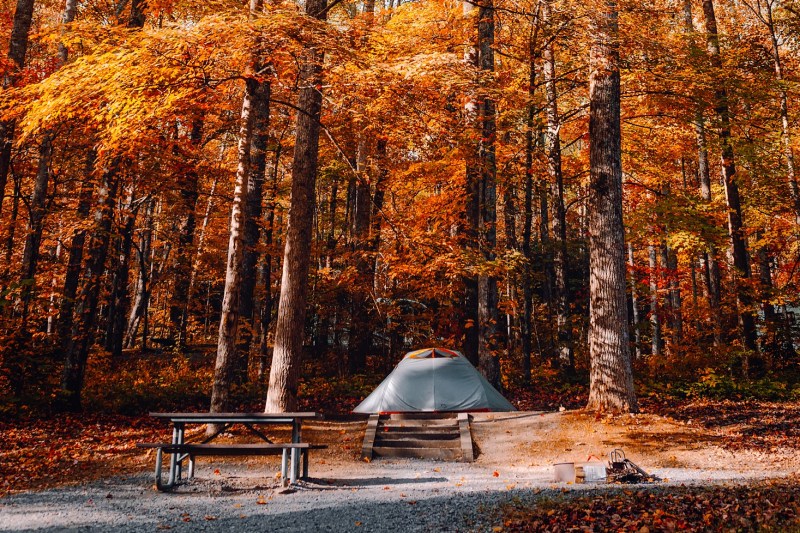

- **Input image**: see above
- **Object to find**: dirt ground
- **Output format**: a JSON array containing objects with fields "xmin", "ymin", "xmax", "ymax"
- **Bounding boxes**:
[{"xmin": 3, "ymin": 402, "xmax": 799, "ymax": 497}]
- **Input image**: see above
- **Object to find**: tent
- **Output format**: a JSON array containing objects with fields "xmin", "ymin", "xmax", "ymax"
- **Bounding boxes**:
[{"xmin": 353, "ymin": 348, "xmax": 516, "ymax": 413}]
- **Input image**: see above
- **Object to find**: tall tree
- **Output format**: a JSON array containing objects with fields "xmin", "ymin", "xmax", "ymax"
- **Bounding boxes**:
[
  {"xmin": 585, "ymin": 0, "xmax": 638, "ymax": 413},
  {"xmin": 0, "ymin": 0, "xmax": 36, "ymax": 215},
  {"xmin": 61, "ymin": 164, "xmax": 119, "ymax": 411},
  {"xmin": 169, "ymin": 119, "xmax": 203, "ymax": 348},
  {"xmin": 701, "ymin": 0, "xmax": 758, "ymax": 357},
  {"xmin": 264, "ymin": 0, "xmax": 328, "ymax": 412},
  {"xmin": 542, "ymin": 0, "xmax": 573, "ymax": 373}
]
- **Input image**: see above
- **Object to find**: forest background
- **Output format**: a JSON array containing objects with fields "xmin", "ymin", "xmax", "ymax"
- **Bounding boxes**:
[{"xmin": 1, "ymin": 0, "xmax": 800, "ymax": 421}]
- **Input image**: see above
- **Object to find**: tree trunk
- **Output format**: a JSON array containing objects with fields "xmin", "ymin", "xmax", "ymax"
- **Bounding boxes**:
[
  {"xmin": 209, "ymin": 77, "xmax": 257, "ymax": 416},
  {"xmin": 57, "ymin": 151, "xmax": 95, "ymax": 352},
  {"xmin": 125, "ymin": 198, "xmax": 154, "ymax": 348},
  {"xmin": 475, "ymin": 0, "xmax": 500, "ymax": 389},
  {"xmin": 764, "ymin": 0, "xmax": 800, "ymax": 219},
  {"xmin": 264, "ymin": 0, "xmax": 328, "ymax": 413},
  {"xmin": 108, "ymin": 197, "xmax": 136, "ymax": 358},
  {"xmin": 543, "ymin": 0, "xmax": 573, "ymax": 373},
  {"xmin": 520, "ymin": 18, "xmax": 538, "ymax": 382},
  {"xmin": 628, "ymin": 243, "xmax": 641, "ymax": 359},
  {"xmin": 19, "ymin": 135, "xmax": 52, "ymax": 320},
  {"xmin": 462, "ymin": 0, "xmax": 480, "ymax": 368},
  {"xmin": 257, "ymin": 144, "xmax": 282, "ymax": 379},
  {"xmin": 649, "ymin": 244, "xmax": 661, "ymax": 356},
  {"xmin": 0, "ymin": 0, "xmax": 36, "ymax": 216},
  {"xmin": 238, "ymin": 78, "xmax": 271, "ymax": 367},
  {"xmin": 61, "ymin": 163, "xmax": 118, "ymax": 412},
  {"xmin": 585, "ymin": 0, "xmax": 638, "ymax": 414},
  {"xmin": 666, "ymin": 244, "xmax": 682, "ymax": 343},
  {"xmin": 169, "ymin": 119, "xmax": 203, "ymax": 349},
  {"xmin": 702, "ymin": 0, "xmax": 758, "ymax": 357}
]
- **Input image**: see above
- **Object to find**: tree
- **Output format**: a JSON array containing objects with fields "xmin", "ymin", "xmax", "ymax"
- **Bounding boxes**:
[
  {"xmin": 701, "ymin": 0, "xmax": 758, "ymax": 361},
  {"xmin": 585, "ymin": 0, "xmax": 638, "ymax": 414},
  {"xmin": 264, "ymin": 0, "xmax": 329, "ymax": 412}
]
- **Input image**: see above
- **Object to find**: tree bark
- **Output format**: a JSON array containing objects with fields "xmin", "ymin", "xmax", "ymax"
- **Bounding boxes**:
[
  {"xmin": 19, "ymin": 136, "xmax": 52, "ymax": 320},
  {"xmin": 628, "ymin": 243, "xmax": 641, "ymax": 359},
  {"xmin": 763, "ymin": 0, "xmax": 800, "ymax": 220},
  {"xmin": 57, "ymin": 152, "xmax": 95, "ymax": 352},
  {"xmin": 107, "ymin": 196, "xmax": 136, "ymax": 358},
  {"xmin": 238, "ymin": 78, "xmax": 271, "ymax": 365},
  {"xmin": 702, "ymin": 0, "xmax": 758, "ymax": 357},
  {"xmin": 61, "ymin": 163, "xmax": 118, "ymax": 412},
  {"xmin": 542, "ymin": 0, "xmax": 573, "ymax": 373},
  {"xmin": 649, "ymin": 244, "xmax": 661, "ymax": 356},
  {"xmin": 586, "ymin": 0, "xmax": 637, "ymax": 414},
  {"xmin": 264, "ymin": 0, "xmax": 328, "ymax": 412},
  {"xmin": 169, "ymin": 119, "xmax": 203, "ymax": 349},
  {"xmin": 0, "ymin": 0, "xmax": 36, "ymax": 216},
  {"xmin": 209, "ymin": 78, "xmax": 257, "ymax": 416},
  {"xmin": 475, "ymin": 0, "xmax": 500, "ymax": 388}
]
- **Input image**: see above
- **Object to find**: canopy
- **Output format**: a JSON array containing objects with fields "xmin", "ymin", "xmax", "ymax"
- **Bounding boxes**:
[{"xmin": 353, "ymin": 348, "xmax": 516, "ymax": 413}]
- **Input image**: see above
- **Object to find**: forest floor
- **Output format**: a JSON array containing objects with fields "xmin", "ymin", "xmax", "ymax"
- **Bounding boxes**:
[{"xmin": 2, "ymin": 400, "xmax": 800, "ymax": 531}]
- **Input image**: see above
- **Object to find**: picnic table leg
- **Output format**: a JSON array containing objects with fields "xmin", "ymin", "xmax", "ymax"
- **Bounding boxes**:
[
  {"xmin": 290, "ymin": 447, "xmax": 299, "ymax": 484},
  {"xmin": 302, "ymin": 449, "xmax": 309, "ymax": 479},
  {"xmin": 281, "ymin": 448, "xmax": 289, "ymax": 487},
  {"xmin": 154, "ymin": 447, "xmax": 177, "ymax": 491}
]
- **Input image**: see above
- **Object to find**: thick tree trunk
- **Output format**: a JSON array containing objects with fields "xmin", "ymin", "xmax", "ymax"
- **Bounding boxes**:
[
  {"xmin": 61, "ymin": 163, "xmax": 118, "ymax": 412},
  {"xmin": 209, "ymin": 78, "xmax": 257, "ymax": 416},
  {"xmin": 169, "ymin": 120, "xmax": 203, "ymax": 348},
  {"xmin": 586, "ymin": 1, "xmax": 638, "ymax": 414},
  {"xmin": 264, "ymin": 0, "xmax": 328, "ymax": 412},
  {"xmin": 702, "ymin": 0, "xmax": 758, "ymax": 357},
  {"xmin": 0, "ymin": 0, "xmax": 36, "ymax": 216}
]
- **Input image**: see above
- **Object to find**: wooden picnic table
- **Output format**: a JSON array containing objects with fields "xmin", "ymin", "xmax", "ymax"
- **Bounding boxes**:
[{"xmin": 138, "ymin": 412, "xmax": 323, "ymax": 491}]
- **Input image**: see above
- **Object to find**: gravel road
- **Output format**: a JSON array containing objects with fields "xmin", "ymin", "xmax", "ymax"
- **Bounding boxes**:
[{"xmin": 0, "ymin": 457, "xmax": 764, "ymax": 532}]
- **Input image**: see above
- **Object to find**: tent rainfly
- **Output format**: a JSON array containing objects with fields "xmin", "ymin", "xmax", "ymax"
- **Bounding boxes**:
[{"xmin": 353, "ymin": 348, "xmax": 516, "ymax": 413}]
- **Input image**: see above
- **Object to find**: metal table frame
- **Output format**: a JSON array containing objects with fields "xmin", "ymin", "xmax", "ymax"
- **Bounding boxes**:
[{"xmin": 149, "ymin": 412, "xmax": 319, "ymax": 489}]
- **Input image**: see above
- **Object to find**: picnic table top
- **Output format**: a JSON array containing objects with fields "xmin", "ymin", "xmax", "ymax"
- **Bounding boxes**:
[{"xmin": 149, "ymin": 412, "xmax": 320, "ymax": 422}]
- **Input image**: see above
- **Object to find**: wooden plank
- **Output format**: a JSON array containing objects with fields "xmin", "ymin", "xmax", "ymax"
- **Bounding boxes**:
[
  {"xmin": 372, "ymin": 447, "xmax": 461, "ymax": 460},
  {"xmin": 376, "ymin": 439, "xmax": 460, "ymax": 449},
  {"xmin": 360, "ymin": 414, "xmax": 380, "ymax": 461},
  {"xmin": 377, "ymin": 431, "xmax": 459, "ymax": 440},
  {"xmin": 458, "ymin": 413, "xmax": 474, "ymax": 462},
  {"xmin": 149, "ymin": 412, "xmax": 319, "ymax": 421},
  {"xmin": 376, "ymin": 425, "xmax": 457, "ymax": 433}
]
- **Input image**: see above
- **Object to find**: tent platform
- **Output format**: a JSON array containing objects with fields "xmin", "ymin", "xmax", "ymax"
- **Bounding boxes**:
[{"xmin": 360, "ymin": 413, "xmax": 474, "ymax": 462}]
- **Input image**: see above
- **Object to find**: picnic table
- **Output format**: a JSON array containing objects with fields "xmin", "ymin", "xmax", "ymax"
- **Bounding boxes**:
[{"xmin": 137, "ymin": 412, "xmax": 325, "ymax": 491}]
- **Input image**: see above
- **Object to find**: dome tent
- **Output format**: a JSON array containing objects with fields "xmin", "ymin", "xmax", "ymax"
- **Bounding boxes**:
[{"xmin": 353, "ymin": 348, "xmax": 516, "ymax": 413}]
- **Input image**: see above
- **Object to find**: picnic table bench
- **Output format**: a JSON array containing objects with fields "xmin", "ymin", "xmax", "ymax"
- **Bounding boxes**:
[{"xmin": 137, "ymin": 412, "xmax": 326, "ymax": 491}]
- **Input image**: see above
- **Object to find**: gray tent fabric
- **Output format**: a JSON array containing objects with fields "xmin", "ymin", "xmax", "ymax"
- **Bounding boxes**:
[{"xmin": 353, "ymin": 348, "xmax": 516, "ymax": 413}]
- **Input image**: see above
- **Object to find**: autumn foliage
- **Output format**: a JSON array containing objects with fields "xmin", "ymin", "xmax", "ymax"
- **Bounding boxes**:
[{"xmin": 0, "ymin": 0, "xmax": 798, "ymax": 418}]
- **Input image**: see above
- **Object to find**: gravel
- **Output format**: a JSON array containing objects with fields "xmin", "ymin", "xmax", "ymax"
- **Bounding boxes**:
[{"xmin": 0, "ymin": 457, "xmax": 765, "ymax": 532}]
